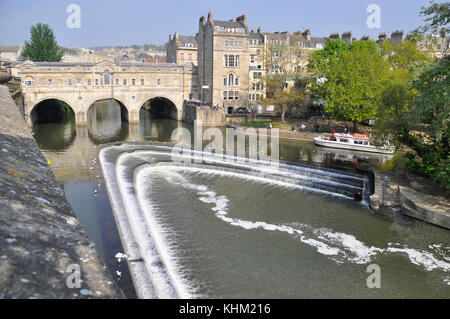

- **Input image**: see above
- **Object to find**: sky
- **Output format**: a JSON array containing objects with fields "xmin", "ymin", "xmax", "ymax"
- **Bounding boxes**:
[{"xmin": 0, "ymin": 0, "xmax": 443, "ymax": 48}]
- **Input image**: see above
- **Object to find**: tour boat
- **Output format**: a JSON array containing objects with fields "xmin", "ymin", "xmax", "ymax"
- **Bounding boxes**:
[{"xmin": 313, "ymin": 131, "xmax": 395, "ymax": 154}]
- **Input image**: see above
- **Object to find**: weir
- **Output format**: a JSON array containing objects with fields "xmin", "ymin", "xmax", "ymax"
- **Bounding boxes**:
[{"xmin": 99, "ymin": 143, "xmax": 372, "ymax": 298}]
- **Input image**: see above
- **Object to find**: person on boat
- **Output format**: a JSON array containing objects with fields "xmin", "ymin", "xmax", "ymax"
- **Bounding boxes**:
[
  {"xmin": 267, "ymin": 122, "xmax": 272, "ymax": 131},
  {"xmin": 344, "ymin": 126, "xmax": 348, "ymax": 134}
]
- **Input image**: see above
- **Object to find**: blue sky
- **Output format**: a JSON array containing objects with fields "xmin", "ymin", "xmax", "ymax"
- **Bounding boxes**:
[{"xmin": 0, "ymin": 0, "xmax": 442, "ymax": 48}]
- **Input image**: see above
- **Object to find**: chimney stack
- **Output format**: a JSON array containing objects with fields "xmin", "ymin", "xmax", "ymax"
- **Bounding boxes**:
[
  {"xmin": 302, "ymin": 29, "xmax": 311, "ymax": 41},
  {"xmin": 342, "ymin": 31, "xmax": 353, "ymax": 43}
]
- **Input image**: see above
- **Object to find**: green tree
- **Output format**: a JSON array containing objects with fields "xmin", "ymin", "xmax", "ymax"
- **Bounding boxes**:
[
  {"xmin": 380, "ymin": 40, "xmax": 432, "ymax": 70},
  {"xmin": 406, "ymin": 30, "xmax": 425, "ymax": 43},
  {"xmin": 263, "ymin": 35, "xmax": 308, "ymax": 122},
  {"xmin": 419, "ymin": 1, "xmax": 450, "ymax": 34},
  {"xmin": 22, "ymin": 23, "xmax": 64, "ymax": 62},
  {"xmin": 308, "ymin": 39, "xmax": 350, "ymax": 74},
  {"xmin": 312, "ymin": 40, "xmax": 390, "ymax": 132},
  {"xmin": 263, "ymin": 74, "xmax": 306, "ymax": 122}
]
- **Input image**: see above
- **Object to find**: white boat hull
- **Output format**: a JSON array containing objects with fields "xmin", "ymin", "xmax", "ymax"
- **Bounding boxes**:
[{"xmin": 314, "ymin": 137, "xmax": 395, "ymax": 154}]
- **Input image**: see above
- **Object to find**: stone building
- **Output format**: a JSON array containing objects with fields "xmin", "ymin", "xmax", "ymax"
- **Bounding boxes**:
[
  {"xmin": 375, "ymin": 29, "xmax": 449, "ymax": 58},
  {"xmin": 0, "ymin": 45, "xmax": 23, "ymax": 62},
  {"xmin": 166, "ymin": 33, "xmax": 198, "ymax": 65},
  {"xmin": 196, "ymin": 12, "xmax": 250, "ymax": 112}
]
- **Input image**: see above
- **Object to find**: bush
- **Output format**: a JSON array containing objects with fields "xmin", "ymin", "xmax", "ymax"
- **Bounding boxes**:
[
  {"xmin": 408, "ymin": 155, "xmax": 450, "ymax": 189},
  {"xmin": 377, "ymin": 153, "xmax": 408, "ymax": 172}
]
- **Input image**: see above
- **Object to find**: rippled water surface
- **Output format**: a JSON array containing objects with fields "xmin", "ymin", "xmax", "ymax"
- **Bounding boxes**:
[{"xmin": 32, "ymin": 99, "xmax": 450, "ymax": 298}]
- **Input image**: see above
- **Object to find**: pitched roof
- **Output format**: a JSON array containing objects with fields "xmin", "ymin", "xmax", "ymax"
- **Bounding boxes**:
[
  {"xmin": 214, "ymin": 20, "xmax": 245, "ymax": 29},
  {"xmin": 250, "ymin": 32, "xmax": 264, "ymax": 42},
  {"xmin": 0, "ymin": 45, "xmax": 22, "ymax": 53},
  {"xmin": 177, "ymin": 35, "xmax": 197, "ymax": 47}
]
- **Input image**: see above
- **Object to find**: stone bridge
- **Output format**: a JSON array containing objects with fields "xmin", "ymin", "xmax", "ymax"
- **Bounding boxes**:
[{"xmin": 19, "ymin": 60, "xmax": 198, "ymax": 126}]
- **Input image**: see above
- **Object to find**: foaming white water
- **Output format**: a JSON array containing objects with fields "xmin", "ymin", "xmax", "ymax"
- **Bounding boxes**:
[
  {"xmin": 131, "ymin": 149, "xmax": 362, "ymax": 192},
  {"xmin": 138, "ymin": 165, "xmax": 450, "ymax": 280},
  {"xmin": 115, "ymin": 156, "xmax": 193, "ymax": 298}
]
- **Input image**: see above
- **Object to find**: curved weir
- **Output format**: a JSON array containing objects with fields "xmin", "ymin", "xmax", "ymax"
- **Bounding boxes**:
[{"xmin": 100, "ymin": 143, "xmax": 450, "ymax": 298}]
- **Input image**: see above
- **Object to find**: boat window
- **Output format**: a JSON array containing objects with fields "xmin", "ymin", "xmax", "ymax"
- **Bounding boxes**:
[{"xmin": 340, "ymin": 139, "xmax": 348, "ymax": 143}]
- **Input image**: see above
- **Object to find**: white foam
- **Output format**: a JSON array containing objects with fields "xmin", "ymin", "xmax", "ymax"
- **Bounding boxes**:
[
  {"xmin": 139, "ymin": 164, "xmax": 450, "ymax": 279},
  {"xmin": 102, "ymin": 145, "xmax": 450, "ymax": 296}
]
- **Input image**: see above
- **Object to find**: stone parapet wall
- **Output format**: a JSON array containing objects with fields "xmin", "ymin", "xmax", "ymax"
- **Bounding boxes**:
[{"xmin": 0, "ymin": 85, "xmax": 123, "ymax": 299}]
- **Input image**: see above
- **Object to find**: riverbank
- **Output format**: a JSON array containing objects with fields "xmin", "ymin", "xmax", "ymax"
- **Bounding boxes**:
[{"xmin": 0, "ymin": 85, "xmax": 124, "ymax": 298}]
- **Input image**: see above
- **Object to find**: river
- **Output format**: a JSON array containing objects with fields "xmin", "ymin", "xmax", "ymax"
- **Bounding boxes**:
[{"xmin": 32, "ymin": 99, "xmax": 450, "ymax": 298}]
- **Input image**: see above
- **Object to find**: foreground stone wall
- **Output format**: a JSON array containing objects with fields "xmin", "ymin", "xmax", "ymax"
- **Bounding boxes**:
[{"xmin": 0, "ymin": 85, "xmax": 123, "ymax": 299}]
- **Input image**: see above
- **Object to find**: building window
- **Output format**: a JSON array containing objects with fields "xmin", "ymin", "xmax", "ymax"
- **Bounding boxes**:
[
  {"xmin": 68, "ymin": 79, "xmax": 72, "ymax": 86},
  {"xmin": 188, "ymin": 53, "xmax": 192, "ymax": 60},
  {"xmin": 223, "ymin": 91, "xmax": 227, "ymax": 99},
  {"xmin": 48, "ymin": 79, "xmax": 52, "ymax": 87},
  {"xmin": 141, "ymin": 79, "xmax": 144, "ymax": 85},
  {"xmin": 229, "ymin": 55, "xmax": 235, "ymax": 67},
  {"xmin": 132, "ymin": 79, "xmax": 135, "ymax": 86},
  {"xmin": 115, "ymin": 79, "xmax": 118, "ymax": 85},
  {"xmin": 224, "ymin": 54, "xmax": 239, "ymax": 67},
  {"xmin": 180, "ymin": 52, "xmax": 184, "ymax": 60},
  {"xmin": 250, "ymin": 55, "xmax": 255, "ymax": 63},
  {"xmin": 230, "ymin": 39, "xmax": 234, "ymax": 47},
  {"xmin": 228, "ymin": 73, "xmax": 234, "ymax": 86},
  {"xmin": 225, "ymin": 40, "xmax": 229, "ymax": 48},
  {"xmin": 88, "ymin": 79, "xmax": 91, "ymax": 86},
  {"xmin": 234, "ymin": 91, "xmax": 239, "ymax": 100},
  {"xmin": 257, "ymin": 49, "xmax": 261, "ymax": 56},
  {"xmin": 95, "ymin": 79, "xmax": 98, "ymax": 86},
  {"xmin": 228, "ymin": 91, "xmax": 234, "ymax": 100},
  {"xmin": 77, "ymin": 79, "xmax": 81, "ymax": 86},
  {"xmin": 157, "ymin": 79, "xmax": 161, "ymax": 85},
  {"xmin": 235, "ymin": 77, "xmax": 239, "ymax": 86},
  {"xmin": 123, "ymin": 79, "xmax": 127, "ymax": 85},
  {"xmin": 223, "ymin": 77, "xmax": 227, "ymax": 86},
  {"xmin": 103, "ymin": 70, "xmax": 110, "ymax": 85}
]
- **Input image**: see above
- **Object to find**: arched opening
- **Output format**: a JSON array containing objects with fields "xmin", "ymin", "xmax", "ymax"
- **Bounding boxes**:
[
  {"xmin": 227, "ymin": 106, "xmax": 234, "ymax": 114},
  {"xmin": 139, "ymin": 97, "xmax": 179, "ymax": 141},
  {"xmin": 30, "ymin": 98, "xmax": 75, "ymax": 125},
  {"xmin": 86, "ymin": 99, "xmax": 129, "ymax": 144},
  {"xmin": 30, "ymin": 99, "xmax": 76, "ymax": 151},
  {"xmin": 141, "ymin": 97, "xmax": 178, "ymax": 119}
]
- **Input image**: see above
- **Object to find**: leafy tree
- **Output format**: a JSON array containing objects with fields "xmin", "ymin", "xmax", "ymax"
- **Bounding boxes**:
[
  {"xmin": 406, "ymin": 30, "xmax": 425, "ymax": 43},
  {"xmin": 380, "ymin": 40, "xmax": 433, "ymax": 70},
  {"xmin": 419, "ymin": 1, "xmax": 450, "ymax": 34},
  {"xmin": 263, "ymin": 74, "xmax": 306, "ymax": 122},
  {"xmin": 22, "ymin": 23, "xmax": 64, "ymax": 62},
  {"xmin": 311, "ymin": 40, "xmax": 390, "ymax": 132},
  {"xmin": 308, "ymin": 39, "xmax": 350, "ymax": 74},
  {"xmin": 263, "ymin": 35, "xmax": 308, "ymax": 122}
]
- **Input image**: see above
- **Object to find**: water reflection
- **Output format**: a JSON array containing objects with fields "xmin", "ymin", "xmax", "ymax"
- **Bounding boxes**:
[
  {"xmin": 32, "ymin": 112, "xmax": 76, "ymax": 151},
  {"xmin": 87, "ymin": 100, "xmax": 129, "ymax": 144}
]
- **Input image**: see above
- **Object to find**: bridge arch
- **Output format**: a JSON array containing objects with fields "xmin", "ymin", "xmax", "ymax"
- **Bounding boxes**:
[
  {"xmin": 29, "ymin": 97, "xmax": 76, "ymax": 126},
  {"xmin": 138, "ymin": 95, "xmax": 179, "ymax": 120},
  {"xmin": 85, "ymin": 97, "xmax": 130, "ymax": 124}
]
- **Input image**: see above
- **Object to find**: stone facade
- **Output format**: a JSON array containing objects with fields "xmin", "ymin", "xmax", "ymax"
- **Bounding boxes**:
[
  {"xmin": 166, "ymin": 33, "xmax": 198, "ymax": 65},
  {"xmin": 19, "ymin": 60, "xmax": 198, "ymax": 125},
  {"xmin": 197, "ymin": 13, "xmax": 251, "ymax": 112}
]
